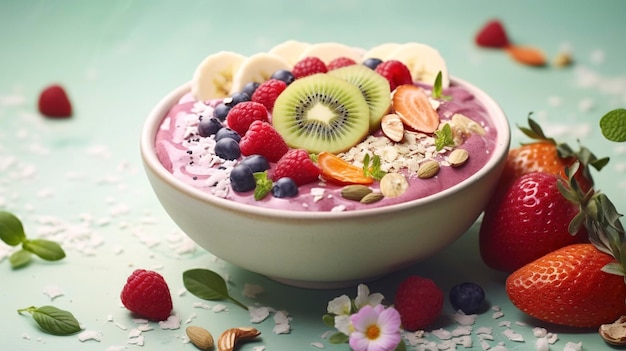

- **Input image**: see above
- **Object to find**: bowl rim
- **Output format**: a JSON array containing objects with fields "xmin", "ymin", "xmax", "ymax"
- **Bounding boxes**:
[{"xmin": 140, "ymin": 77, "xmax": 510, "ymax": 220}]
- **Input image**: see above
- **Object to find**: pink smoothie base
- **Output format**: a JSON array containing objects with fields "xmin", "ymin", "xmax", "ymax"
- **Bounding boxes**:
[{"xmin": 154, "ymin": 81, "xmax": 498, "ymax": 212}]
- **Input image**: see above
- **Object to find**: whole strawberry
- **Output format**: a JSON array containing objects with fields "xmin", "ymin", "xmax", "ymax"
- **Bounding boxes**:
[
  {"xmin": 270, "ymin": 149, "xmax": 320, "ymax": 186},
  {"xmin": 506, "ymin": 243, "xmax": 626, "ymax": 328},
  {"xmin": 292, "ymin": 56, "xmax": 328, "ymax": 79},
  {"xmin": 374, "ymin": 60, "xmax": 413, "ymax": 91},
  {"xmin": 226, "ymin": 101, "xmax": 269, "ymax": 135},
  {"xmin": 251, "ymin": 79, "xmax": 287, "ymax": 112},
  {"xmin": 121, "ymin": 269, "xmax": 173, "ymax": 321},
  {"xmin": 394, "ymin": 276, "xmax": 443, "ymax": 331},
  {"xmin": 479, "ymin": 172, "xmax": 587, "ymax": 273},
  {"xmin": 38, "ymin": 84, "xmax": 72, "ymax": 118},
  {"xmin": 239, "ymin": 120, "xmax": 289, "ymax": 162}
]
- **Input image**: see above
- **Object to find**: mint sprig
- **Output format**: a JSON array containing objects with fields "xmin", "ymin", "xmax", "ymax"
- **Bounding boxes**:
[
  {"xmin": 431, "ymin": 71, "xmax": 451, "ymax": 100},
  {"xmin": 0, "ymin": 211, "xmax": 66, "ymax": 268},
  {"xmin": 362, "ymin": 154, "xmax": 386, "ymax": 180},
  {"xmin": 18, "ymin": 305, "xmax": 81, "ymax": 336},
  {"xmin": 434, "ymin": 123, "xmax": 455, "ymax": 151},
  {"xmin": 182, "ymin": 268, "xmax": 248, "ymax": 310},
  {"xmin": 600, "ymin": 108, "xmax": 626, "ymax": 142},
  {"xmin": 253, "ymin": 171, "xmax": 273, "ymax": 200}
]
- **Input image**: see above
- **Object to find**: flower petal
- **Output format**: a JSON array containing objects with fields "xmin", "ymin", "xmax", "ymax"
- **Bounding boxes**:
[{"xmin": 327, "ymin": 294, "xmax": 351, "ymax": 315}]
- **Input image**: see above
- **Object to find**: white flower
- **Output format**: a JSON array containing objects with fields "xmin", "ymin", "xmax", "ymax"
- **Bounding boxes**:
[
  {"xmin": 327, "ymin": 294, "xmax": 351, "ymax": 315},
  {"xmin": 334, "ymin": 314, "xmax": 353, "ymax": 335},
  {"xmin": 355, "ymin": 284, "xmax": 384, "ymax": 310}
]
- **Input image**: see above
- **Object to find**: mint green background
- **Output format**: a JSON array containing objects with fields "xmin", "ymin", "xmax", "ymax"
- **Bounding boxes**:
[{"xmin": 1, "ymin": 1, "xmax": 625, "ymax": 350}]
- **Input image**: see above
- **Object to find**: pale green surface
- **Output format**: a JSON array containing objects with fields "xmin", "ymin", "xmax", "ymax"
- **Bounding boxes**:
[{"xmin": 1, "ymin": 0, "xmax": 625, "ymax": 350}]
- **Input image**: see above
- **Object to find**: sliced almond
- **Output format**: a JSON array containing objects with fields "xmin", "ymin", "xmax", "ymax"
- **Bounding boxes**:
[
  {"xmin": 448, "ymin": 149, "xmax": 469, "ymax": 168},
  {"xmin": 417, "ymin": 160, "xmax": 440, "ymax": 179},
  {"xmin": 186, "ymin": 326, "xmax": 214, "ymax": 350},
  {"xmin": 379, "ymin": 173, "xmax": 408, "ymax": 198},
  {"xmin": 218, "ymin": 327, "xmax": 261, "ymax": 351},
  {"xmin": 381, "ymin": 113, "xmax": 404, "ymax": 142},
  {"xmin": 600, "ymin": 316, "xmax": 626, "ymax": 346},
  {"xmin": 341, "ymin": 184, "xmax": 373, "ymax": 201}
]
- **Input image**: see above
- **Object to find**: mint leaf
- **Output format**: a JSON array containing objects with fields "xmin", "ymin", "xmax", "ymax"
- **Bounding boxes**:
[
  {"xmin": 432, "ymin": 71, "xmax": 443, "ymax": 98},
  {"xmin": 322, "ymin": 313, "xmax": 335, "ymax": 327},
  {"xmin": 18, "ymin": 305, "xmax": 81, "ymax": 336},
  {"xmin": 0, "ymin": 211, "xmax": 26, "ymax": 246},
  {"xmin": 363, "ymin": 154, "xmax": 386, "ymax": 180},
  {"xmin": 600, "ymin": 108, "xmax": 626, "ymax": 142},
  {"xmin": 10, "ymin": 249, "xmax": 32, "ymax": 268},
  {"xmin": 183, "ymin": 268, "xmax": 248, "ymax": 310},
  {"xmin": 253, "ymin": 171, "xmax": 272, "ymax": 200},
  {"xmin": 434, "ymin": 123, "xmax": 455, "ymax": 151},
  {"xmin": 329, "ymin": 332, "xmax": 349, "ymax": 344},
  {"xmin": 23, "ymin": 239, "xmax": 66, "ymax": 261}
]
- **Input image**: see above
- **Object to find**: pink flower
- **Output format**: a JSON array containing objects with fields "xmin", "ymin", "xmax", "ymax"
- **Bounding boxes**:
[{"xmin": 349, "ymin": 304, "xmax": 401, "ymax": 351}]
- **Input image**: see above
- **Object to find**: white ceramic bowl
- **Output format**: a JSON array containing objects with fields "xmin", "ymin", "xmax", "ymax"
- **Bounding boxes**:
[{"xmin": 140, "ymin": 77, "xmax": 510, "ymax": 289}]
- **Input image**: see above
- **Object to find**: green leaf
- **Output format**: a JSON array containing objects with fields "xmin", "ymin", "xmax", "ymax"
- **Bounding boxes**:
[
  {"xmin": 328, "ymin": 331, "xmax": 349, "ymax": 344},
  {"xmin": 10, "ymin": 249, "xmax": 32, "ymax": 268},
  {"xmin": 253, "ymin": 171, "xmax": 272, "ymax": 201},
  {"xmin": 394, "ymin": 340, "xmax": 407, "ymax": 351},
  {"xmin": 432, "ymin": 71, "xmax": 443, "ymax": 98},
  {"xmin": 0, "ymin": 211, "xmax": 27, "ymax": 246},
  {"xmin": 364, "ymin": 154, "xmax": 386, "ymax": 180},
  {"xmin": 18, "ymin": 305, "xmax": 81, "ymax": 336},
  {"xmin": 322, "ymin": 313, "xmax": 335, "ymax": 327},
  {"xmin": 23, "ymin": 239, "xmax": 66, "ymax": 261},
  {"xmin": 434, "ymin": 123, "xmax": 455, "ymax": 151},
  {"xmin": 182, "ymin": 268, "xmax": 248, "ymax": 310},
  {"xmin": 600, "ymin": 108, "xmax": 626, "ymax": 142}
]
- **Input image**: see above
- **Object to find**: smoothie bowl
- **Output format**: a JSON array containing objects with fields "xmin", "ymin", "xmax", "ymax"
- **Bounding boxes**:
[{"xmin": 140, "ymin": 41, "xmax": 510, "ymax": 288}]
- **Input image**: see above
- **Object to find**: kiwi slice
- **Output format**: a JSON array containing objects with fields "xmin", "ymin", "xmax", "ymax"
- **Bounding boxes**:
[
  {"xmin": 328, "ymin": 64, "xmax": 391, "ymax": 131},
  {"xmin": 272, "ymin": 74, "xmax": 370, "ymax": 154}
]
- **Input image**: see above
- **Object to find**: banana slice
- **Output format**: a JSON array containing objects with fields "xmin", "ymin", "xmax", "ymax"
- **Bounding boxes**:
[
  {"xmin": 298, "ymin": 42, "xmax": 364, "ymax": 64},
  {"xmin": 268, "ymin": 40, "xmax": 311, "ymax": 67},
  {"xmin": 230, "ymin": 53, "xmax": 291, "ymax": 94},
  {"xmin": 191, "ymin": 51, "xmax": 247, "ymax": 101},
  {"xmin": 363, "ymin": 43, "xmax": 401, "ymax": 61},
  {"xmin": 387, "ymin": 43, "xmax": 450, "ymax": 88}
]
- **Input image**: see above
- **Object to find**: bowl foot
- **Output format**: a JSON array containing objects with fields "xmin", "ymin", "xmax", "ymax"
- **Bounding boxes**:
[{"xmin": 267, "ymin": 274, "xmax": 385, "ymax": 290}]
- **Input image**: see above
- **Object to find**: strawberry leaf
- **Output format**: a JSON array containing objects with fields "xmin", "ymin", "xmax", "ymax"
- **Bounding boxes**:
[{"xmin": 518, "ymin": 115, "xmax": 556, "ymax": 144}]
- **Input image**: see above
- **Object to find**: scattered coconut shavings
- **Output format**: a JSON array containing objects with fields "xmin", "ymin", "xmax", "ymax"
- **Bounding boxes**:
[
  {"xmin": 78, "ymin": 330, "xmax": 103, "ymax": 342},
  {"xmin": 249, "ymin": 306, "xmax": 271, "ymax": 323},
  {"xmin": 253, "ymin": 346, "xmax": 266, "ymax": 351},
  {"xmin": 452, "ymin": 311, "xmax": 478, "ymax": 325},
  {"xmin": 311, "ymin": 341, "xmax": 325, "ymax": 349},
  {"xmin": 563, "ymin": 341, "xmax": 583, "ymax": 351},
  {"xmin": 212, "ymin": 304, "xmax": 228, "ymax": 313},
  {"xmin": 535, "ymin": 337, "xmax": 549, "ymax": 351},
  {"xmin": 273, "ymin": 310, "xmax": 291, "ymax": 334},
  {"xmin": 431, "ymin": 328, "xmax": 452, "ymax": 340},
  {"xmin": 42, "ymin": 285, "xmax": 64, "ymax": 300},
  {"xmin": 502, "ymin": 328, "xmax": 524, "ymax": 342}
]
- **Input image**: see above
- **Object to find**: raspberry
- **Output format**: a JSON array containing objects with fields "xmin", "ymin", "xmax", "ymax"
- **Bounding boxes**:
[
  {"xmin": 251, "ymin": 79, "xmax": 287, "ymax": 112},
  {"xmin": 292, "ymin": 56, "xmax": 328, "ymax": 79},
  {"xmin": 239, "ymin": 120, "xmax": 289, "ymax": 162},
  {"xmin": 120, "ymin": 269, "xmax": 173, "ymax": 321},
  {"xmin": 375, "ymin": 60, "xmax": 413, "ymax": 91},
  {"xmin": 38, "ymin": 84, "xmax": 72, "ymax": 118},
  {"xmin": 327, "ymin": 57, "xmax": 357, "ymax": 70},
  {"xmin": 271, "ymin": 149, "xmax": 320, "ymax": 186},
  {"xmin": 225, "ymin": 101, "xmax": 269, "ymax": 135},
  {"xmin": 394, "ymin": 276, "xmax": 443, "ymax": 331}
]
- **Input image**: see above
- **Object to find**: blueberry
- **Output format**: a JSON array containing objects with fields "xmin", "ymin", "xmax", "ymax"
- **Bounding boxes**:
[
  {"xmin": 272, "ymin": 177, "xmax": 298, "ymax": 198},
  {"xmin": 214, "ymin": 138, "xmax": 241, "ymax": 160},
  {"xmin": 230, "ymin": 164, "xmax": 256, "ymax": 192},
  {"xmin": 241, "ymin": 82, "xmax": 260, "ymax": 97},
  {"xmin": 225, "ymin": 92, "xmax": 250, "ymax": 107},
  {"xmin": 363, "ymin": 57, "xmax": 383, "ymax": 70},
  {"xmin": 449, "ymin": 282, "xmax": 486, "ymax": 314},
  {"xmin": 213, "ymin": 103, "xmax": 231, "ymax": 121},
  {"xmin": 271, "ymin": 69, "xmax": 295, "ymax": 85},
  {"xmin": 197, "ymin": 117, "xmax": 223, "ymax": 137},
  {"xmin": 240, "ymin": 154, "xmax": 270, "ymax": 173},
  {"xmin": 215, "ymin": 127, "xmax": 241, "ymax": 142}
]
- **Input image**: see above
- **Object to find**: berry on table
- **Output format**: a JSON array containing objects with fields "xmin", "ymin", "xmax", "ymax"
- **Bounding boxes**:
[
  {"xmin": 375, "ymin": 60, "xmax": 413, "ymax": 91},
  {"xmin": 251, "ymin": 79, "xmax": 287, "ymax": 112},
  {"xmin": 214, "ymin": 138, "xmax": 241, "ymax": 160},
  {"xmin": 449, "ymin": 282, "xmax": 486, "ymax": 314},
  {"xmin": 230, "ymin": 164, "xmax": 256, "ymax": 192},
  {"xmin": 120, "ymin": 269, "xmax": 173, "ymax": 321},
  {"xmin": 394, "ymin": 276, "xmax": 443, "ymax": 331},
  {"xmin": 226, "ymin": 101, "xmax": 269, "ymax": 136},
  {"xmin": 38, "ymin": 84, "xmax": 72, "ymax": 118},
  {"xmin": 272, "ymin": 177, "xmax": 299, "ymax": 198},
  {"xmin": 292, "ymin": 56, "xmax": 328, "ymax": 79}
]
